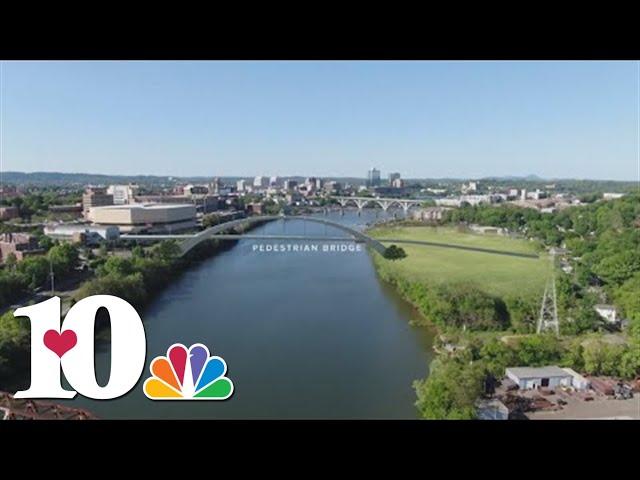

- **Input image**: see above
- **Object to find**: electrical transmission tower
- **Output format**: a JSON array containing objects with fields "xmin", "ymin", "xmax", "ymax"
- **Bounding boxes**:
[{"xmin": 537, "ymin": 253, "xmax": 559, "ymax": 335}]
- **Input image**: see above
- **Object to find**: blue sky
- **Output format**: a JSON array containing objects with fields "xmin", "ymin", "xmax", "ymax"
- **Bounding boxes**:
[{"xmin": 1, "ymin": 61, "xmax": 638, "ymax": 180}]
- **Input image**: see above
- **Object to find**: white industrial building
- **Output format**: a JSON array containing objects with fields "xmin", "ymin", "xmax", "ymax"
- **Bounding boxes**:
[
  {"xmin": 506, "ymin": 366, "xmax": 589, "ymax": 390},
  {"xmin": 44, "ymin": 224, "xmax": 120, "ymax": 245}
]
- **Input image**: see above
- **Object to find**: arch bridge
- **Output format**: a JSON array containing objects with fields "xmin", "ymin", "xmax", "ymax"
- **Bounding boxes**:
[
  {"xmin": 122, "ymin": 215, "xmax": 387, "ymax": 256},
  {"xmin": 332, "ymin": 196, "xmax": 423, "ymax": 213}
]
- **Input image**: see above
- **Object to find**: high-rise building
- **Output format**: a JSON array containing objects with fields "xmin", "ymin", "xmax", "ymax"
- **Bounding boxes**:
[
  {"xmin": 269, "ymin": 176, "xmax": 280, "ymax": 187},
  {"xmin": 83, "ymin": 187, "xmax": 114, "ymax": 215},
  {"xmin": 107, "ymin": 184, "xmax": 138, "ymax": 205},
  {"xmin": 367, "ymin": 168, "xmax": 381, "ymax": 187},
  {"xmin": 388, "ymin": 172, "xmax": 401, "ymax": 184},
  {"xmin": 209, "ymin": 177, "xmax": 223, "ymax": 194},
  {"xmin": 253, "ymin": 176, "xmax": 268, "ymax": 188},
  {"xmin": 236, "ymin": 179, "xmax": 246, "ymax": 192},
  {"xmin": 283, "ymin": 179, "xmax": 298, "ymax": 191},
  {"xmin": 391, "ymin": 178, "xmax": 404, "ymax": 189}
]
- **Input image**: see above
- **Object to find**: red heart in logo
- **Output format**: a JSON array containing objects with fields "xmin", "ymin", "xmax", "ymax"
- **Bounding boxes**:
[{"xmin": 43, "ymin": 329, "xmax": 77, "ymax": 358}]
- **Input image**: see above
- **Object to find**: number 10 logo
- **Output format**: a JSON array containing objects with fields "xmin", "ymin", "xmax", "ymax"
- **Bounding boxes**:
[{"xmin": 14, "ymin": 295, "xmax": 146, "ymax": 400}]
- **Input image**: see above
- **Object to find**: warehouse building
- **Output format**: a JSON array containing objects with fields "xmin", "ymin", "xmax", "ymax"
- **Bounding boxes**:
[
  {"xmin": 86, "ymin": 203, "xmax": 197, "ymax": 233},
  {"xmin": 505, "ymin": 366, "xmax": 589, "ymax": 390}
]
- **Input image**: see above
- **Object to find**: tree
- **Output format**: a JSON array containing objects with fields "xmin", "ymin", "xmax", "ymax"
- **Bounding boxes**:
[
  {"xmin": 37, "ymin": 235, "xmax": 55, "ymax": 252},
  {"xmin": 47, "ymin": 243, "xmax": 79, "ymax": 275},
  {"xmin": 504, "ymin": 294, "xmax": 538, "ymax": 333},
  {"xmin": 414, "ymin": 358, "xmax": 484, "ymax": 420},
  {"xmin": 17, "ymin": 255, "xmax": 49, "ymax": 288},
  {"xmin": 614, "ymin": 272, "xmax": 640, "ymax": 322},
  {"xmin": 4, "ymin": 253, "xmax": 17, "ymax": 270},
  {"xmin": 202, "ymin": 214, "xmax": 222, "ymax": 228},
  {"xmin": 479, "ymin": 339, "xmax": 518, "ymax": 378},
  {"xmin": 0, "ymin": 311, "xmax": 30, "ymax": 375},
  {"xmin": 0, "ymin": 270, "xmax": 30, "ymax": 308},
  {"xmin": 560, "ymin": 340, "xmax": 585, "ymax": 372},
  {"xmin": 152, "ymin": 240, "xmax": 181, "ymax": 263},
  {"xmin": 98, "ymin": 256, "xmax": 135, "ymax": 277},
  {"xmin": 582, "ymin": 341, "xmax": 626, "ymax": 377},
  {"xmin": 513, "ymin": 335, "xmax": 563, "ymax": 367},
  {"xmin": 383, "ymin": 245, "xmax": 407, "ymax": 260},
  {"xmin": 75, "ymin": 272, "xmax": 147, "ymax": 309}
]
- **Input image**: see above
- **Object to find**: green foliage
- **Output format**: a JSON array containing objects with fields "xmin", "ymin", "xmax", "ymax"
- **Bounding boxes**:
[
  {"xmin": 393, "ymin": 279, "xmax": 508, "ymax": 331},
  {"xmin": 16, "ymin": 255, "xmax": 49, "ymax": 289},
  {"xmin": 4, "ymin": 253, "xmax": 18, "ymax": 269},
  {"xmin": 75, "ymin": 240, "xmax": 216, "ymax": 311},
  {"xmin": 0, "ymin": 312, "xmax": 30, "ymax": 375},
  {"xmin": 562, "ymin": 298, "xmax": 604, "ymax": 335},
  {"xmin": 583, "ymin": 341, "xmax": 628, "ymax": 377},
  {"xmin": 202, "ymin": 214, "xmax": 223, "ymax": 228},
  {"xmin": 560, "ymin": 339, "xmax": 585, "ymax": 372},
  {"xmin": 383, "ymin": 245, "xmax": 407, "ymax": 260},
  {"xmin": 38, "ymin": 235, "xmax": 55, "ymax": 251},
  {"xmin": 512, "ymin": 335, "xmax": 563, "ymax": 367},
  {"xmin": 151, "ymin": 240, "xmax": 181, "ymax": 262},
  {"xmin": 479, "ymin": 339, "xmax": 518, "ymax": 378},
  {"xmin": 0, "ymin": 269, "xmax": 30, "ymax": 308},
  {"xmin": 614, "ymin": 272, "xmax": 640, "ymax": 322},
  {"xmin": 47, "ymin": 243, "xmax": 79, "ymax": 276},
  {"xmin": 75, "ymin": 272, "xmax": 147, "ymax": 308},
  {"xmin": 97, "ymin": 256, "xmax": 136, "ymax": 277},
  {"xmin": 504, "ymin": 294, "xmax": 538, "ymax": 333},
  {"xmin": 414, "ymin": 357, "xmax": 484, "ymax": 420}
]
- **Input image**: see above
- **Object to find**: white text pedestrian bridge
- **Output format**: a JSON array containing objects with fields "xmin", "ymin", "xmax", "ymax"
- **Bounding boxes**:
[{"xmin": 122, "ymin": 215, "xmax": 387, "ymax": 256}]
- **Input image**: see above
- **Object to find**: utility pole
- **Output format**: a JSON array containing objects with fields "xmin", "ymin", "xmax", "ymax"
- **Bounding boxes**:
[{"xmin": 49, "ymin": 257, "xmax": 55, "ymax": 296}]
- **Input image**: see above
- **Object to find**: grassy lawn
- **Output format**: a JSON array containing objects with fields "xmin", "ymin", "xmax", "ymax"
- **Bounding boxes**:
[{"xmin": 369, "ymin": 225, "xmax": 551, "ymax": 298}]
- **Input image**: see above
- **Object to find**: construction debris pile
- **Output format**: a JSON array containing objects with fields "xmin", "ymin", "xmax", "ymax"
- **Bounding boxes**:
[{"xmin": 0, "ymin": 391, "xmax": 96, "ymax": 420}]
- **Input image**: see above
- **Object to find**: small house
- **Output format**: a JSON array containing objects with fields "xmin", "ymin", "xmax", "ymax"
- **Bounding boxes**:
[{"xmin": 594, "ymin": 304, "xmax": 618, "ymax": 324}]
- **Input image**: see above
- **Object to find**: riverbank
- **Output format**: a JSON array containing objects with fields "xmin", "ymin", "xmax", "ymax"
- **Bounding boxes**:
[
  {"xmin": 366, "ymin": 223, "xmax": 554, "ymax": 418},
  {"xmin": 0, "ymin": 217, "xmax": 276, "ymax": 387}
]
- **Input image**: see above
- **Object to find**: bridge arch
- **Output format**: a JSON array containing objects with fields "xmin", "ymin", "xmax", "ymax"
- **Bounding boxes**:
[
  {"xmin": 179, "ymin": 215, "xmax": 387, "ymax": 256},
  {"xmin": 333, "ymin": 196, "xmax": 422, "ymax": 212}
]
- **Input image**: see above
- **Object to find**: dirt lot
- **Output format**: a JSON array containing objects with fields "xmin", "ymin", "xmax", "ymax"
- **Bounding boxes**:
[
  {"xmin": 495, "ymin": 378, "xmax": 640, "ymax": 420},
  {"xmin": 527, "ymin": 396, "xmax": 640, "ymax": 420}
]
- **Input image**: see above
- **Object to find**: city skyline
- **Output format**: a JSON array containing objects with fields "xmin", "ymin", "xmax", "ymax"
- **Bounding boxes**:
[{"xmin": 1, "ymin": 61, "xmax": 639, "ymax": 181}]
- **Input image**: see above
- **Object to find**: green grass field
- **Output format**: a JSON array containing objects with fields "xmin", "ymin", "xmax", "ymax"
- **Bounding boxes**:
[{"xmin": 369, "ymin": 225, "xmax": 551, "ymax": 298}]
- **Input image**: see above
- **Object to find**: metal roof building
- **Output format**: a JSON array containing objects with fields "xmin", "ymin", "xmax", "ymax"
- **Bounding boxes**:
[{"xmin": 506, "ymin": 366, "xmax": 573, "ymax": 390}]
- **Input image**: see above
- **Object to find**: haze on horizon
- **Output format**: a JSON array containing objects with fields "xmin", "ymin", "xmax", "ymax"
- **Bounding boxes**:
[{"xmin": 1, "ymin": 61, "xmax": 638, "ymax": 181}]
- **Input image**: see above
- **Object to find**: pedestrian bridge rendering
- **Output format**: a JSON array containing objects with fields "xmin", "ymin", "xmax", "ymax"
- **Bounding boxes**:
[
  {"xmin": 122, "ymin": 215, "xmax": 388, "ymax": 256},
  {"xmin": 121, "ymin": 214, "xmax": 540, "ymax": 259}
]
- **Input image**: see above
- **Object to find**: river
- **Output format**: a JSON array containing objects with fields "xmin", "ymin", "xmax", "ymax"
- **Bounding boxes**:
[{"xmin": 64, "ymin": 210, "xmax": 435, "ymax": 419}]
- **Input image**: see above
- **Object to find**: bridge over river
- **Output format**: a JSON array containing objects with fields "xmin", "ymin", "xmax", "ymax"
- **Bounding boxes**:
[{"xmin": 122, "ymin": 214, "xmax": 538, "ymax": 259}]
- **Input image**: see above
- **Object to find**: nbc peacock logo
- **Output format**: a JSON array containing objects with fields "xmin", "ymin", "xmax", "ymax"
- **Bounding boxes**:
[{"xmin": 143, "ymin": 343, "xmax": 234, "ymax": 400}]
